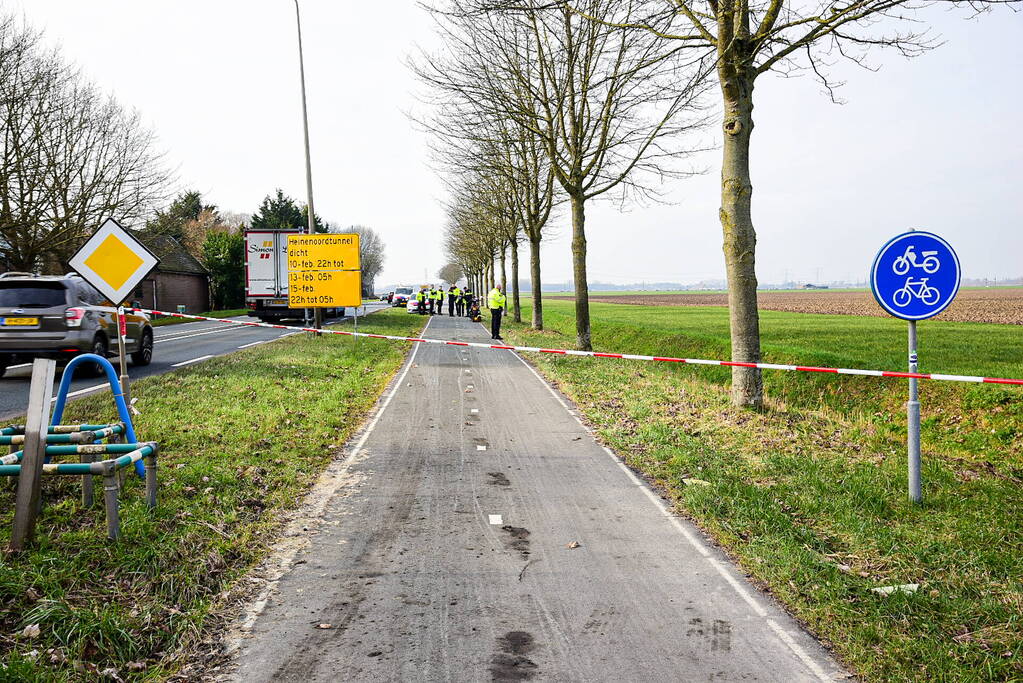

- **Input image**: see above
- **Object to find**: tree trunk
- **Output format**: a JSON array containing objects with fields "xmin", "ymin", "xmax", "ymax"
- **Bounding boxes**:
[
  {"xmin": 500, "ymin": 247, "xmax": 507, "ymax": 294},
  {"xmin": 570, "ymin": 193, "xmax": 591, "ymax": 351},
  {"xmin": 510, "ymin": 238, "xmax": 521, "ymax": 323},
  {"xmin": 719, "ymin": 71, "xmax": 764, "ymax": 408},
  {"xmin": 529, "ymin": 234, "xmax": 543, "ymax": 330}
]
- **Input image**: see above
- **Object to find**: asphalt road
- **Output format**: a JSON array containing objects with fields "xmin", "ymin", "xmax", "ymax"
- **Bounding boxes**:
[
  {"xmin": 227, "ymin": 314, "xmax": 845, "ymax": 682},
  {"xmin": 0, "ymin": 303, "xmax": 389, "ymax": 420}
]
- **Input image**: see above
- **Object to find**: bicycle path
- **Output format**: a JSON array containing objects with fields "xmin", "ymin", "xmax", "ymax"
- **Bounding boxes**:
[{"xmin": 226, "ymin": 313, "xmax": 845, "ymax": 681}]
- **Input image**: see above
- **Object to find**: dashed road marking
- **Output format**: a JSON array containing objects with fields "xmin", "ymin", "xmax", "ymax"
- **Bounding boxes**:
[{"xmin": 489, "ymin": 514, "xmax": 503, "ymax": 525}]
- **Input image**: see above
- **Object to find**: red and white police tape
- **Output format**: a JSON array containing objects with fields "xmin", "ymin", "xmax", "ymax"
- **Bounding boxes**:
[{"xmin": 130, "ymin": 308, "xmax": 1023, "ymax": 387}]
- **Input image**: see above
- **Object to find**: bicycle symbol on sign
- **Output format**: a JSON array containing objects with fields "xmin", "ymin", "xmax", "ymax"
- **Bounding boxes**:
[
  {"xmin": 893, "ymin": 278, "xmax": 940, "ymax": 307},
  {"xmin": 892, "ymin": 245, "xmax": 940, "ymax": 275}
]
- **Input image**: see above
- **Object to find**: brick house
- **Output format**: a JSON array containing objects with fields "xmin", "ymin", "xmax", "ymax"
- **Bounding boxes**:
[{"xmin": 132, "ymin": 234, "xmax": 210, "ymax": 314}]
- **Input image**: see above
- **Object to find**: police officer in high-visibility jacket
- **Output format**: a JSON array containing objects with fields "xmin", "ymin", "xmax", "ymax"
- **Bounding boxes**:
[
  {"xmin": 415, "ymin": 287, "xmax": 428, "ymax": 314},
  {"xmin": 448, "ymin": 285, "xmax": 459, "ymax": 316},
  {"xmin": 487, "ymin": 284, "xmax": 506, "ymax": 340},
  {"xmin": 431, "ymin": 286, "xmax": 442, "ymax": 315},
  {"xmin": 461, "ymin": 287, "xmax": 473, "ymax": 317}
]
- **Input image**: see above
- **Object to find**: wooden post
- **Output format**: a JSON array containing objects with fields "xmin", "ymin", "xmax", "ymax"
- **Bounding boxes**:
[
  {"xmin": 81, "ymin": 452, "xmax": 95, "ymax": 507},
  {"xmin": 144, "ymin": 445, "xmax": 158, "ymax": 509},
  {"xmin": 10, "ymin": 359, "xmax": 56, "ymax": 551},
  {"xmin": 103, "ymin": 465, "xmax": 120, "ymax": 540}
]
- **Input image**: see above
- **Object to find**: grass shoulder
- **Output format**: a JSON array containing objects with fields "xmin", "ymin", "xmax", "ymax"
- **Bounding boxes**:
[{"xmin": 0, "ymin": 308, "xmax": 422, "ymax": 679}]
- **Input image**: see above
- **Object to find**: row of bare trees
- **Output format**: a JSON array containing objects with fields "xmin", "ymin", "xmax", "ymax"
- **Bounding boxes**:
[
  {"xmin": 417, "ymin": 0, "xmax": 707, "ymax": 337},
  {"xmin": 0, "ymin": 14, "xmax": 171, "ymax": 273},
  {"xmin": 419, "ymin": 0, "xmax": 1015, "ymax": 408}
]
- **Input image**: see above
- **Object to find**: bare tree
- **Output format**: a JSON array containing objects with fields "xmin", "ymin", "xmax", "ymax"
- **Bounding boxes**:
[
  {"xmin": 0, "ymin": 14, "xmax": 171, "ymax": 272},
  {"xmin": 438, "ymin": 262, "xmax": 465, "ymax": 284},
  {"xmin": 346, "ymin": 224, "xmax": 386, "ymax": 296},
  {"xmin": 420, "ymin": 0, "xmax": 707, "ymax": 349},
  {"xmin": 563, "ymin": 0, "xmax": 1020, "ymax": 406}
]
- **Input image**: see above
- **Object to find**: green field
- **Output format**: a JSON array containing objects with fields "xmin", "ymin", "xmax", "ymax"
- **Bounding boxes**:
[
  {"xmin": 0, "ymin": 309, "xmax": 423, "ymax": 679},
  {"xmin": 503, "ymin": 300, "xmax": 1022, "ymax": 681}
]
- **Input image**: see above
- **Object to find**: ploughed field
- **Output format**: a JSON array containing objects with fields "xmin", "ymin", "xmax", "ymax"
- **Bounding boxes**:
[{"xmin": 553, "ymin": 287, "xmax": 1023, "ymax": 324}]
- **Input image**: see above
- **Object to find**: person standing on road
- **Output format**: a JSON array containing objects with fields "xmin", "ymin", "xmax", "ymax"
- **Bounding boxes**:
[
  {"xmin": 488, "ymin": 284, "xmax": 506, "ymax": 340},
  {"xmin": 427, "ymin": 285, "xmax": 435, "ymax": 315},
  {"xmin": 448, "ymin": 285, "xmax": 458, "ymax": 316},
  {"xmin": 416, "ymin": 287, "xmax": 427, "ymax": 315},
  {"xmin": 429, "ymin": 286, "xmax": 439, "ymax": 315},
  {"xmin": 461, "ymin": 287, "xmax": 472, "ymax": 317}
]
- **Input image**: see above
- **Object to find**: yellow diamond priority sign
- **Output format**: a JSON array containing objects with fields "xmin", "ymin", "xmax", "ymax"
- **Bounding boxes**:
[{"xmin": 69, "ymin": 218, "xmax": 160, "ymax": 305}]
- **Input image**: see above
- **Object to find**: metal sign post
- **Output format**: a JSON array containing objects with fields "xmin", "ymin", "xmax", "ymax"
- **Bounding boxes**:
[
  {"xmin": 907, "ymin": 321, "xmax": 921, "ymax": 502},
  {"xmin": 871, "ymin": 230, "xmax": 960, "ymax": 503},
  {"xmin": 116, "ymin": 306, "xmax": 132, "ymax": 406},
  {"xmin": 68, "ymin": 217, "xmax": 159, "ymax": 402}
]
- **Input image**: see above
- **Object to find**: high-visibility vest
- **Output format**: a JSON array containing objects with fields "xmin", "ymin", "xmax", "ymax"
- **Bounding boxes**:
[
  {"xmin": 431, "ymin": 289, "xmax": 441, "ymax": 300},
  {"xmin": 488, "ymin": 288, "xmax": 506, "ymax": 309},
  {"xmin": 452, "ymin": 288, "xmax": 462, "ymax": 298},
  {"xmin": 416, "ymin": 290, "xmax": 426, "ymax": 302}
]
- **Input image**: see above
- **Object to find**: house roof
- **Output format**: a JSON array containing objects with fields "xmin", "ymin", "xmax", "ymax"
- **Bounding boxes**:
[{"xmin": 134, "ymin": 233, "xmax": 208, "ymax": 276}]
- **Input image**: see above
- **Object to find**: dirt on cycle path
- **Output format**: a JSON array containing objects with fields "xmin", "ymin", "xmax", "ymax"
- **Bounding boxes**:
[{"xmin": 219, "ymin": 313, "xmax": 846, "ymax": 682}]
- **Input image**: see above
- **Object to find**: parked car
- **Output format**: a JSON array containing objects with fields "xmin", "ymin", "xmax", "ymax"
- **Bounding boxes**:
[
  {"xmin": 406, "ymin": 297, "xmax": 420, "ymax": 314},
  {"xmin": 392, "ymin": 286, "xmax": 414, "ymax": 307},
  {"xmin": 0, "ymin": 272, "xmax": 153, "ymax": 378}
]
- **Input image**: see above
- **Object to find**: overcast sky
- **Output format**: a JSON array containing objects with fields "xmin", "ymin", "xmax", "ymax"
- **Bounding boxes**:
[{"xmin": 7, "ymin": 0, "xmax": 1021, "ymax": 286}]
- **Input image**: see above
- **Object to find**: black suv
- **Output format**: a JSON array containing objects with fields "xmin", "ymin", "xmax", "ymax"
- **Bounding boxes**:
[{"xmin": 0, "ymin": 273, "xmax": 153, "ymax": 378}]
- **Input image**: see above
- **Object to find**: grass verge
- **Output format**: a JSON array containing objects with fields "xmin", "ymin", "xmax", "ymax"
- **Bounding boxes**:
[
  {"xmin": 150, "ymin": 310, "xmax": 249, "ymax": 327},
  {"xmin": 503, "ymin": 300, "xmax": 1022, "ymax": 681},
  {"xmin": 0, "ymin": 308, "xmax": 422, "ymax": 680}
]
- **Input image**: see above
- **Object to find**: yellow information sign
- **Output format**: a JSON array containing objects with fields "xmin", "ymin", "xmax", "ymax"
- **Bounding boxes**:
[
  {"xmin": 287, "ymin": 234, "xmax": 361, "ymax": 308},
  {"xmin": 68, "ymin": 218, "xmax": 160, "ymax": 305}
]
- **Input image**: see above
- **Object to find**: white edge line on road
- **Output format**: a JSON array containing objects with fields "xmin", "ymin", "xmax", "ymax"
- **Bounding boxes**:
[
  {"xmin": 234, "ymin": 316, "xmax": 430, "ymax": 637},
  {"xmin": 238, "ymin": 340, "xmax": 270, "ymax": 349},
  {"xmin": 155, "ymin": 328, "xmax": 239, "ymax": 344},
  {"xmin": 508, "ymin": 346, "xmax": 832, "ymax": 681},
  {"xmin": 768, "ymin": 619, "xmax": 831, "ymax": 680},
  {"xmin": 171, "ymin": 354, "xmax": 215, "ymax": 368}
]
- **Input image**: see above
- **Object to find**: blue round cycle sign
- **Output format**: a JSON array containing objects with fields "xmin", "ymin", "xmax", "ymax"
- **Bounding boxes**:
[{"xmin": 871, "ymin": 231, "xmax": 960, "ymax": 320}]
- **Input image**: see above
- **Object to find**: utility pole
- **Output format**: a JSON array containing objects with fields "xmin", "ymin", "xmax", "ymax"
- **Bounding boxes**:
[{"xmin": 294, "ymin": 0, "xmax": 322, "ymax": 332}]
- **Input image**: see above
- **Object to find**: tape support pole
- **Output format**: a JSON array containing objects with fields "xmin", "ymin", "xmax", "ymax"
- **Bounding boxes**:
[{"xmin": 131, "ymin": 308, "xmax": 1023, "ymax": 387}]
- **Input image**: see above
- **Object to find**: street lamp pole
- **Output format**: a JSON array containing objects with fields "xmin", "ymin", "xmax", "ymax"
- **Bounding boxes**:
[{"xmin": 293, "ymin": 0, "xmax": 322, "ymax": 332}]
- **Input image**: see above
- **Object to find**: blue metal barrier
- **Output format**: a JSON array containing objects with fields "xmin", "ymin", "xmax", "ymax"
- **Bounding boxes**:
[{"xmin": 49, "ymin": 354, "xmax": 143, "ymax": 477}]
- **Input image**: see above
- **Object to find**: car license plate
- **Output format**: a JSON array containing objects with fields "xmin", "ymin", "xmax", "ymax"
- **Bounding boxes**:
[
  {"xmin": 1, "ymin": 317, "xmax": 39, "ymax": 326},
  {"xmin": 269, "ymin": 299, "xmax": 288, "ymax": 306}
]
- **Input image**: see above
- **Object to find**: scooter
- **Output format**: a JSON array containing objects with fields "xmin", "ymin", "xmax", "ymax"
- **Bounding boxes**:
[{"xmin": 893, "ymin": 245, "xmax": 940, "ymax": 275}]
